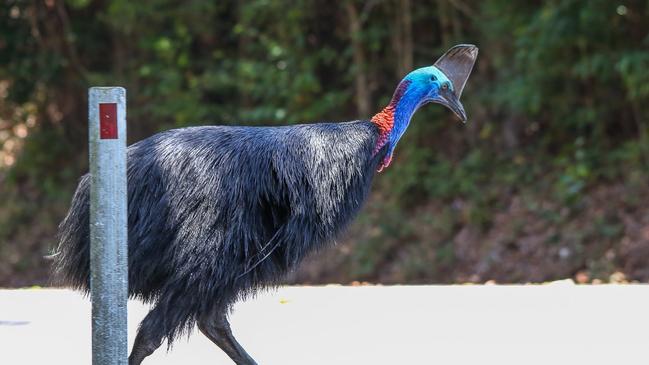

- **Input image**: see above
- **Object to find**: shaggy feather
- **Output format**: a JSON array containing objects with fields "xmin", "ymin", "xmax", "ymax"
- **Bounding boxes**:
[{"xmin": 55, "ymin": 120, "xmax": 386, "ymax": 344}]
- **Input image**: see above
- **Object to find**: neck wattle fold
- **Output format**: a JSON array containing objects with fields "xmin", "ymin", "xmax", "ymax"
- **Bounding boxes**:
[
  {"xmin": 371, "ymin": 105, "xmax": 395, "ymax": 156},
  {"xmin": 371, "ymin": 79, "xmax": 413, "ymax": 172}
]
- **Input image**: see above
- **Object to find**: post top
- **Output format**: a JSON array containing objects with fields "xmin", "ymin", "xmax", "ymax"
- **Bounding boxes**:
[
  {"xmin": 89, "ymin": 87, "xmax": 126, "ymax": 98},
  {"xmin": 89, "ymin": 86, "xmax": 126, "ymax": 91},
  {"xmin": 88, "ymin": 86, "xmax": 126, "ymax": 93}
]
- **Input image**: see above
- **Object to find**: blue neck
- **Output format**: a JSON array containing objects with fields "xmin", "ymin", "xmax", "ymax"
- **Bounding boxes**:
[{"xmin": 386, "ymin": 87, "xmax": 424, "ymax": 156}]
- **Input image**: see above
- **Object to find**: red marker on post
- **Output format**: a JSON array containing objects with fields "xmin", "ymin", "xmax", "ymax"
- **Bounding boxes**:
[{"xmin": 99, "ymin": 103, "xmax": 118, "ymax": 139}]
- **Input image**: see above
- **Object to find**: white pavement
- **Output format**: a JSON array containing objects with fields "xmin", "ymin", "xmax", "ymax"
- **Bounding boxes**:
[{"xmin": 1, "ymin": 284, "xmax": 648, "ymax": 365}]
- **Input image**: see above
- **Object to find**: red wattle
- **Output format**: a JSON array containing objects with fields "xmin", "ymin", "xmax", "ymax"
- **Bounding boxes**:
[
  {"xmin": 371, "ymin": 105, "xmax": 395, "ymax": 155},
  {"xmin": 371, "ymin": 79, "xmax": 410, "ymax": 172}
]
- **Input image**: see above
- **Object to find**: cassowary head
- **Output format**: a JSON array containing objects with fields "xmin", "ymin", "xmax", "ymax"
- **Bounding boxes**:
[{"xmin": 373, "ymin": 44, "xmax": 478, "ymax": 171}]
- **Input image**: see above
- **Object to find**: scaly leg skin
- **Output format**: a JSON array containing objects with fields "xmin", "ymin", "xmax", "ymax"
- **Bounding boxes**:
[
  {"xmin": 198, "ymin": 309, "xmax": 258, "ymax": 365},
  {"xmin": 128, "ymin": 307, "xmax": 165, "ymax": 365}
]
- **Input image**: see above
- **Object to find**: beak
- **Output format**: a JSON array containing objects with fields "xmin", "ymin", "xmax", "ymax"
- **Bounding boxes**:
[{"xmin": 436, "ymin": 89, "xmax": 467, "ymax": 123}]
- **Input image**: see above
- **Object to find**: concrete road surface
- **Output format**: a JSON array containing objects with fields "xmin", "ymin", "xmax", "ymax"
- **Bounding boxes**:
[{"xmin": 1, "ymin": 283, "xmax": 648, "ymax": 365}]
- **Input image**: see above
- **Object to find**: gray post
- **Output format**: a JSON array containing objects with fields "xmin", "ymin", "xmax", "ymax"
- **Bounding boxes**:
[{"xmin": 88, "ymin": 87, "xmax": 128, "ymax": 365}]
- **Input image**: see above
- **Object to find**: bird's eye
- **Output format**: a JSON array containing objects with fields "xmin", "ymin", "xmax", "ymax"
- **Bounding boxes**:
[{"xmin": 430, "ymin": 75, "xmax": 437, "ymax": 82}]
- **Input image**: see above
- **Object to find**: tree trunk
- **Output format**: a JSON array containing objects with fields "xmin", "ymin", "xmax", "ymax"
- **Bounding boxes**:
[
  {"xmin": 438, "ymin": 0, "xmax": 452, "ymax": 46},
  {"xmin": 391, "ymin": 0, "xmax": 413, "ymax": 78},
  {"xmin": 345, "ymin": 2, "xmax": 371, "ymax": 117}
]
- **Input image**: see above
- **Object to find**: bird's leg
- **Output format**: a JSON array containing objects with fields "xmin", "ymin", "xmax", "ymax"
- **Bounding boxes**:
[
  {"xmin": 198, "ymin": 309, "xmax": 258, "ymax": 365},
  {"xmin": 129, "ymin": 307, "xmax": 165, "ymax": 365}
]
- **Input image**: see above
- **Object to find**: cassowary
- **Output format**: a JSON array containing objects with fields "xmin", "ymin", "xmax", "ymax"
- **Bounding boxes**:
[{"xmin": 55, "ymin": 44, "xmax": 478, "ymax": 364}]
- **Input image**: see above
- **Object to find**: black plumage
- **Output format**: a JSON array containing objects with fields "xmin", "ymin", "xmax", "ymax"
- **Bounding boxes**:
[{"xmin": 56, "ymin": 121, "xmax": 387, "ymax": 364}]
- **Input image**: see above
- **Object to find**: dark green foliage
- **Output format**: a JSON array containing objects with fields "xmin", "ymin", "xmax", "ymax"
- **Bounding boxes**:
[{"xmin": 1, "ymin": 0, "xmax": 648, "ymax": 285}]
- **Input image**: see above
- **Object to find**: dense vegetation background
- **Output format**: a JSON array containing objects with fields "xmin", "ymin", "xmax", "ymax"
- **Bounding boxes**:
[{"xmin": 1, "ymin": 0, "xmax": 648, "ymax": 286}]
